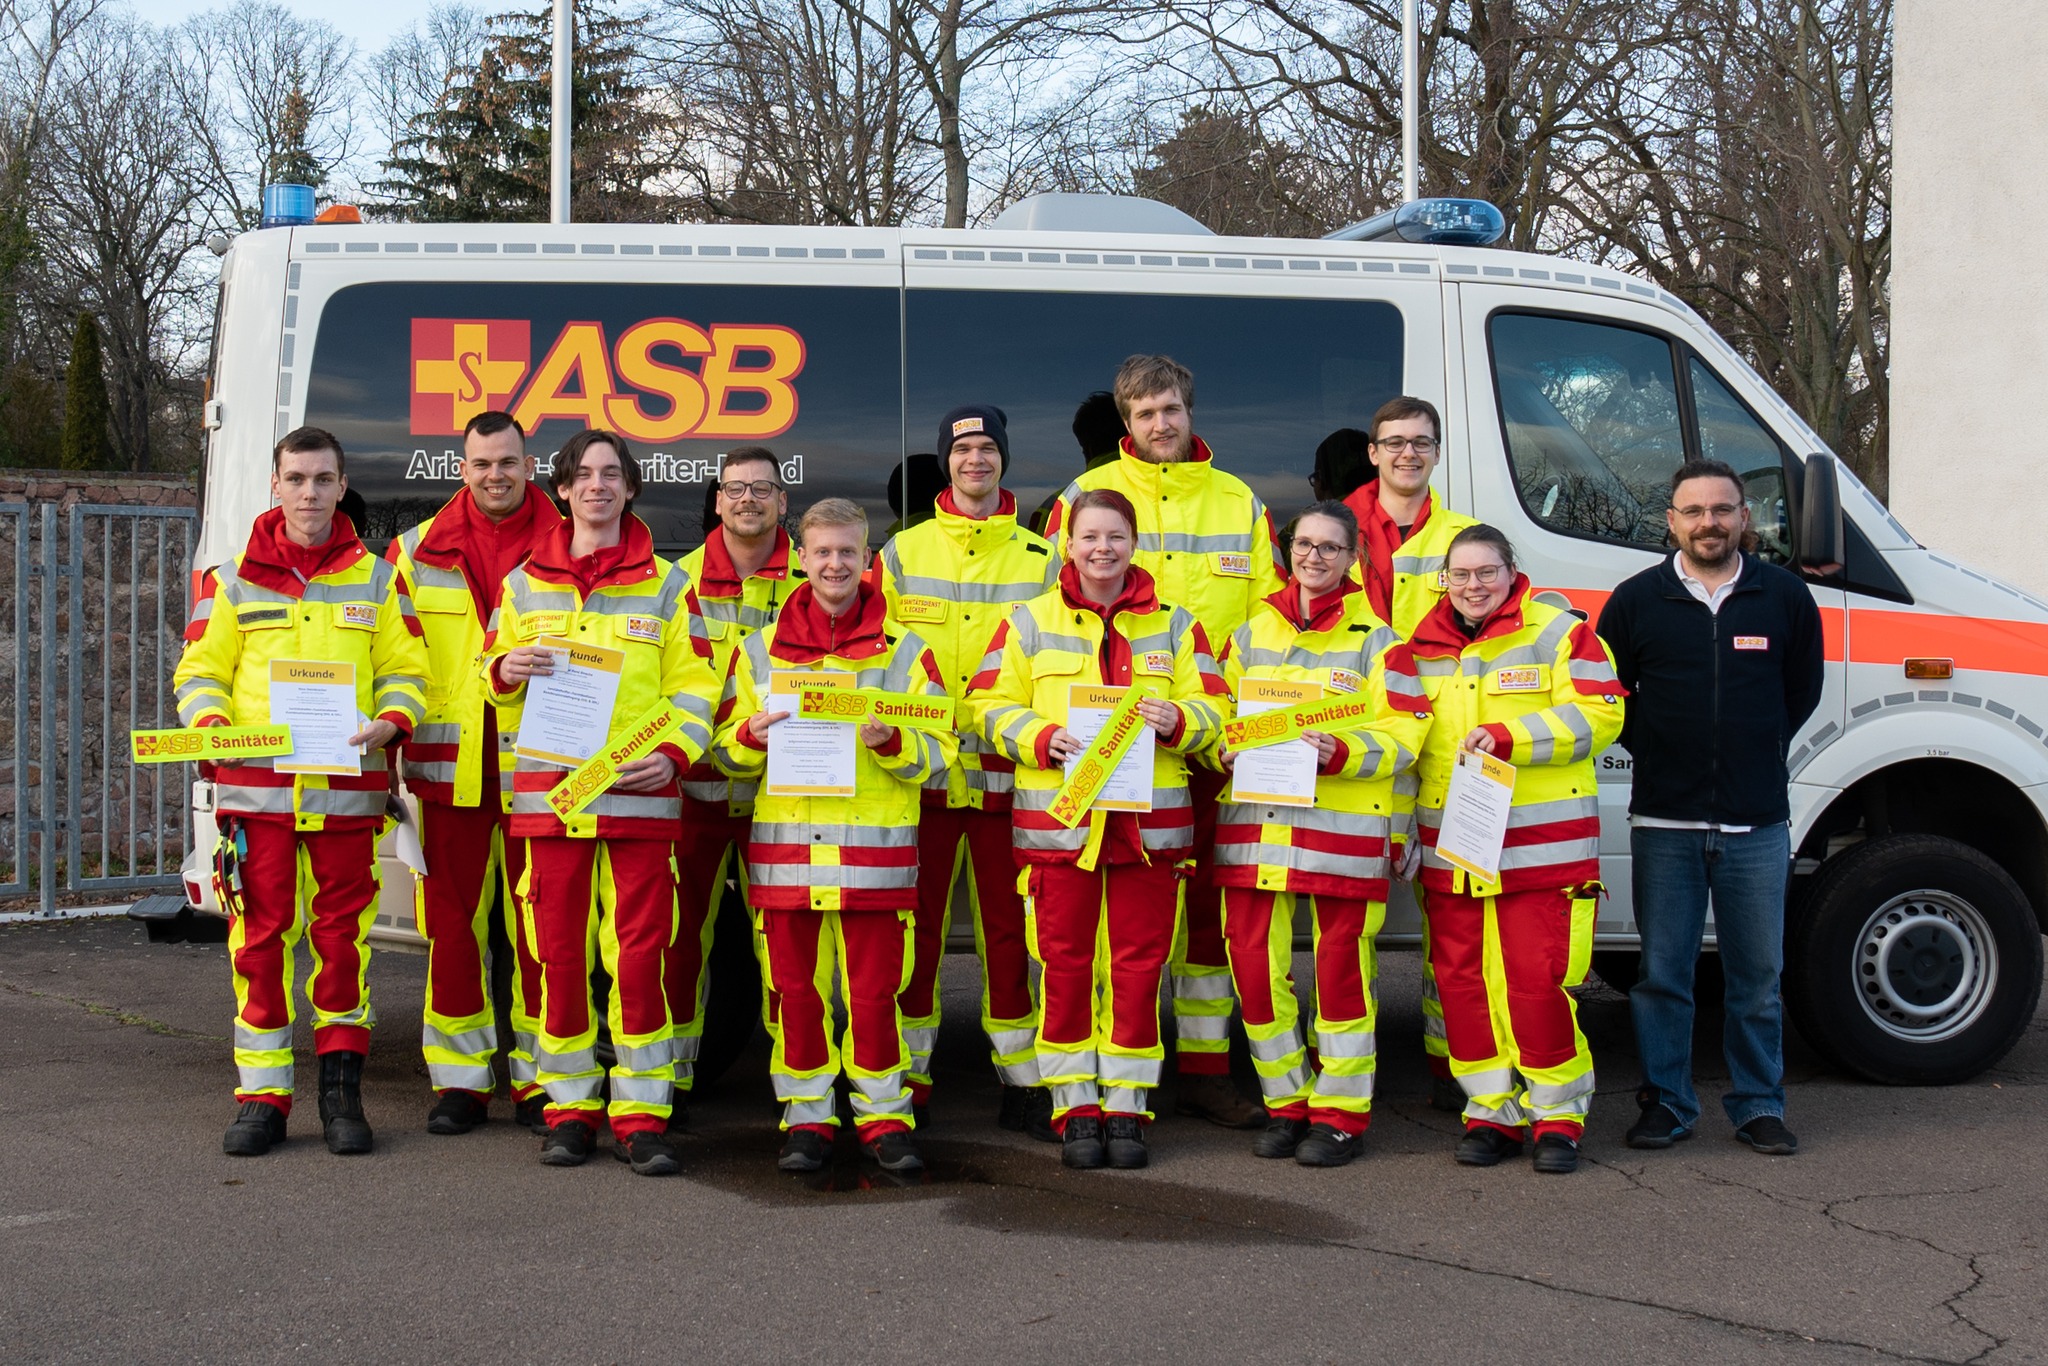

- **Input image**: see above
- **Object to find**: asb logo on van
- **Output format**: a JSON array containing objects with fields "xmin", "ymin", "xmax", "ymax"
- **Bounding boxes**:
[{"xmin": 410, "ymin": 316, "xmax": 809, "ymax": 442}]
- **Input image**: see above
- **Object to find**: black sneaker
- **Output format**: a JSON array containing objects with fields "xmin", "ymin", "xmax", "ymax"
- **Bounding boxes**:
[
  {"xmin": 1061, "ymin": 1115, "xmax": 1106, "ymax": 1169},
  {"xmin": 1734, "ymin": 1115, "xmax": 1800, "ymax": 1155},
  {"xmin": 222, "ymin": 1100, "xmax": 287, "ymax": 1156},
  {"xmin": 426, "ymin": 1090, "xmax": 490, "ymax": 1135},
  {"xmin": 1531, "ymin": 1133, "xmax": 1580, "ymax": 1174},
  {"xmin": 1625, "ymin": 1101, "xmax": 1694, "ymax": 1150},
  {"xmin": 863, "ymin": 1129, "xmax": 925, "ymax": 1172},
  {"xmin": 513, "ymin": 1095, "xmax": 550, "ymax": 1135},
  {"xmin": 1454, "ymin": 1126, "xmax": 1524, "ymax": 1167},
  {"xmin": 1104, "ymin": 1114, "xmax": 1149, "ymax": 1169},
  {"xmin": 1294, "ymin": 1123, "xmax": 1363, "ymax": 1167},
  {"xmin": 1253, "ymin": 1116, "xmax": 1309, "ymax": 1159},
  {"xmin": 612, "ymin": 1130, "xmax": 680, "ymax": 1176},
  {"xmin": 777, "ymin": 1128, "xmax": 830, "ymax": 1173},
  {"xmin": 540, "ymin": 1119, "xmax": 597, "ymax": 1167}
]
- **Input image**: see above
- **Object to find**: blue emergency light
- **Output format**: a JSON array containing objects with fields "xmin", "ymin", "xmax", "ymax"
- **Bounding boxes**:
[
  {"xmin": 1323, "ymin": 198, "xmax": 1508, "ymax": 246},
  {"xmin": 260, "ymin": 183, "xmax": 317, "ymax": 229}
]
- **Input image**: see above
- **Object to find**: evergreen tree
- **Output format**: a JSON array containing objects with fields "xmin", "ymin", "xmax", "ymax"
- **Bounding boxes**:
[
  {"xmin": 59, "ymin": 311, "xmax": 114, "ymax": 472},
  {"xmin": 375, "ymin": 2, "xmax": 673, "ymax": 223},
  {"xmin": 266, "ymin": 82, "xmax": 327, "ymax": 193}
]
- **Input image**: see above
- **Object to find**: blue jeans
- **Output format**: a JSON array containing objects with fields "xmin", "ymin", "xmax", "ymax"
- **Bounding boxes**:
[{"xmin": 1629, "ymin": 823, "xmax": 1791, "ymax": 1130}]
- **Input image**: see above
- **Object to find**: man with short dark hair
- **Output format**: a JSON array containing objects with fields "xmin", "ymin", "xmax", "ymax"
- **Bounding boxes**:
[
  {"xmin": 175, "ymin": 426, "xmax": 431, "ymax": 1157},
  {"xmin": 389, "ymin": 410, "xmax": 561, "ymax": 1135},
  {"xmin": 1044, "ymin": 354, "xmax": 1282, "ymax": 1128},
  {"xmin": 1597, "ymin": 458, "xmax": 1825, "ymax": 1156}
]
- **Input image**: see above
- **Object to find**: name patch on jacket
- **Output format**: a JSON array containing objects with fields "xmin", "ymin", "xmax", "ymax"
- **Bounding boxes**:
[
  {"xmin": 624, "ymin": 615, "xmax": 662, "ymax": 643},
  {"xmin": 1327, "ymin": 668, "xmax": 1362, "ymax": 694},
  {"xmin": 1733, "ymin": 635, "xmax": 1770, "ymax": 651},
  {"xmin": 519, "ymin": 611, "xmax": 570, "ymax": 639},
  {"xmin": 236, "ymin": 606, "xmax": 289, "ymax": 629},
  {"xmin": 1492, "ymin": 665, "xmax": 1544, "ymax": 692},
  {"xmin": 1140, "ymin": 651, "xmax": 1174, "ymax": 675},
  {"xmin": 1214, "ymin": 552, "xmax": 1252, "ymax": 577},
  {"xmin": 338, "ymin": 603, "xmax": 378, "ymax": 629},
  {"xmin": 895, "ymin": 595, "xmax": 948, "ymax": 624}
]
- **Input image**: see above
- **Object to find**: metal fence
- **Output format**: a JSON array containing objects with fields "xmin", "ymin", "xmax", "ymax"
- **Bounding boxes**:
[{"xmin": 2, "ymin": 502, "xmax": 197, "ymax": 914}]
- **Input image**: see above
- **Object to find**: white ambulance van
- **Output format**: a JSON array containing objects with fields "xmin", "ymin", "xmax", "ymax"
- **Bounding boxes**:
[{"xmin": 171, "ymin": 195, "xmax": 2046, "ymax": 1088}]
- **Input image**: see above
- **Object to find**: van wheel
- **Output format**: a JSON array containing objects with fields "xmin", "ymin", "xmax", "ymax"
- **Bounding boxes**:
[
  {"xmin": 1788, "ymin": 834, "xmax": 2042, "ymax": 1085},
  {"xmin": 694, "ymin": 882, "xmax": 764, "ymax": 1088}
]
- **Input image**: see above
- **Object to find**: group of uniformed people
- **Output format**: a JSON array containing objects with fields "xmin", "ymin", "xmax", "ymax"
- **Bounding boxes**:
[{"xmin": 174, "ymin": 352, "xmax": 1629, "ymax": 1179}]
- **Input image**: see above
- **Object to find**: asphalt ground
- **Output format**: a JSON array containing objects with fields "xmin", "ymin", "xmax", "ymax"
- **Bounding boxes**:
[{"xmin": 2, "ymin": 915, "xmax": 2043, "ymax": 1364}]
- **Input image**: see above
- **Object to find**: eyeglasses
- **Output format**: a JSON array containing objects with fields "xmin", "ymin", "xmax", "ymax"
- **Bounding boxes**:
[
  {"xmin": 1372, "ymin": 436, "xmax": 1438, "ymax": 454},
  {"xmin": 1445, "ymin": 564, "xmax": 1506, "ymax": 586},
  {"xmin": 1674, "ymin": 503, "xmax": 1742, "ymax": 521},
  {"xmin": 1290, "ymin": 539, "xmax": 1353, "ymax": 560},
  {"xmin": 718, "ymin": 479, "xmax": 780, "ymax": 500}
]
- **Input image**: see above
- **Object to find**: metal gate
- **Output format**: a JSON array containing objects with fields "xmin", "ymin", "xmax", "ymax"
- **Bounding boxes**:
[{"xmin": 2, "ymin": 501, "xmax": 198, "ymax": 915}]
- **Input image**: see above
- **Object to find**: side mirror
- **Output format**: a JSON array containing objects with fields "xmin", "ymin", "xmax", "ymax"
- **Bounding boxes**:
[{"xmin": 1796, "ymin": 452, "xmax": 1843, "ymax": 574}]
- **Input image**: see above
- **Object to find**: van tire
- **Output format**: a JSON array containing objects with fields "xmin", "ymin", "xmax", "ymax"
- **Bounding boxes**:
[
  {"xmin": 1787, "ymin": 834, "xmax": 2042, "ymax": 1085},
  {"xmin": 694, "ymin": 881, "xmax": 764, "ymax": 1089}
]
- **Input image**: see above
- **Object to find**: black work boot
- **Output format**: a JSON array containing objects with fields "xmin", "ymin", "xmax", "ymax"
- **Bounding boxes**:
[
  {"xmin": 1061, "ymin": 1115, "xmax": 1106, "ymax": 1169},
  {"xmin": 1104, "ymin": 1114, "xmax": 1149, "ymax": 1169},
  {"xmin": 998, "ymin": 1085, "xmax": 1060, "ymax": 1143},
  {"xmin": 223, "ymin": 1100, "xmax": 287, "ymax": 1156},
  {"xmin": 317, "ymin": 1051, "xmax": 374, "ymax": 1156},
  {"xmin": 1253, "ymin": 1116, "xmax": 1309, "ymax": 1159},
  {"xmin": 425, "ymin": 1090, "xmax": 490, "ymax": 1135},
  {"xmin": 513, "ymin": 1094, "xmax": 550, "ymax": 1135}
]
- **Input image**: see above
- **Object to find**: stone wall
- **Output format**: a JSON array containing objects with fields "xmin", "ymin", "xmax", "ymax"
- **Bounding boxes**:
[{"xmin": 0, "ymin": 469, "xmax": 198, "ymax": 511}]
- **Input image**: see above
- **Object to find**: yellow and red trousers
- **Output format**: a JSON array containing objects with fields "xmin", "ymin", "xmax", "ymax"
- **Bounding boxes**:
[
  {"xmin": 760, "ymin": 904, "xmax": 915, "ymax": 1139},
  {"xmin": 415, "ymin": 798, "xmax": 540, "ymax": 1100}
]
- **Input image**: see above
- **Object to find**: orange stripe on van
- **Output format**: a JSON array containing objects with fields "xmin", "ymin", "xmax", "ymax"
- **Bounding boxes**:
[
  {"xmin": 1850, "ymin": 610, "xmax": 2048, "ymax": 676},
  {"xmin": 1537, "ymin": 586, "xmax": 1848, "ymax": 663}
]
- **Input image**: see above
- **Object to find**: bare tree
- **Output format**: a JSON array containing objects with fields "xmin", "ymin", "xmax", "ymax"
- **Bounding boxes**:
[
  {"xmin": 368, "ymin": 2, "xmax": 492, "ymax": 164},
  {"xmin": 34, "ymin": 10, "xmax": 212, "ymax": 469}
]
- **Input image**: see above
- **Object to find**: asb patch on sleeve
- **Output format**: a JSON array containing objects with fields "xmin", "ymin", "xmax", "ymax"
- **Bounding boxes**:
[
  {"xmin": 1141, "ymin": 651, "xmax": 1174, "ymax": 675},
  {"xmin": 1327, "ymin": 668, "xmax": 1362, "ymax": 694}
]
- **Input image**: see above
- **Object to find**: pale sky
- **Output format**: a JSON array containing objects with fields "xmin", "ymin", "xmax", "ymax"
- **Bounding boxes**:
[{"xmin": 119, "ymin": 0, "xmax": 427, "ymax": 55}]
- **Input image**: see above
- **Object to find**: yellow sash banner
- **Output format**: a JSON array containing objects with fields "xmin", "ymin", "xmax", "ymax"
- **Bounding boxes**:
[
  {"xmin": 1222, "ymin": 691, "xmax": 1386, "ymax": 751},
  {"xmin": 1047, "ymin": 687, "xmax": 1150, "ymax": 828},
  {"xmin": 130, "ymin": 726, "xmax": 294, "ymax": 764},
  {"xmin": 795, "ymin": 687, "xmax": 955, "ymax": 733},
  {"xmin": 545, "ymin": 704, "xmax": 683, "ymax": 821}
]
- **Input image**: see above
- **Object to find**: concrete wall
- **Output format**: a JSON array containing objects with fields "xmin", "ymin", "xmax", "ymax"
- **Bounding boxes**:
[{"xmin": 1892, "ymin": 0, "xmax": 2048, "ymax": 595}]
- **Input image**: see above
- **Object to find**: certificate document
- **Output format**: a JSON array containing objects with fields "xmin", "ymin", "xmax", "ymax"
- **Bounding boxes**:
[
  {"xmin": 1436, "ymin": 750, "xmax": 1518, "ymax": 883},
  {"xmin": 1065, "ymin": 684, "xmax": 1153, "ymax": 812},
  {"xmin": 269, "ymin": 659, "xmax": 361, "ymax": 776},
  {"xmin": 766, "ymin": 669, "xmax": 859, "ymax": 798},
  {"xmin": 1229, "ymin": 678, "xmax": 1321, "ymax": 808},
  {"xmin": 515, "ymin": 636, "xmax": 625, "ymax": 767}
]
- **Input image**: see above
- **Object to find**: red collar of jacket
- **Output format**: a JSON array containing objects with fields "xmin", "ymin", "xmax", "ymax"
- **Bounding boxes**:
[
  {"xmin": 770, "ymin": 580, "xmax": 890, "ymax": 663},
  {"xmin": 239, "ymin": 507, "xmax": 367, "ymax": 597},
  {"xmin": 525, "ymin": 514, "xmax": 659, "ymax": 596},
  {"xmin": 1346, "ymin": 479, "xmax": 1436, "ymax": 622},
  {"xmin": 1057, "ymin": 560, "xmax": 1161, "ymax": 621},
  {"xmin": 1116, "ymin": 434, "xmax": 1216, "ymax": 466},
  {"xmin": 1265, "ymin": 574, "xmax": 1362, "ymax": 632},
  {"xmin": 935, "ymin": 487, "xmax": 1016, "ymax": 522},
  {"xmin": 413, "ymin": 483, "xmax": 560, "ymax": 611},
  {"xmin": 1410, "ymin": 573, "xmax": 1535, "ymax": 656},
  {"xmin": 697, "ymin": 524, "xmax": 793, "ymax": 599}
]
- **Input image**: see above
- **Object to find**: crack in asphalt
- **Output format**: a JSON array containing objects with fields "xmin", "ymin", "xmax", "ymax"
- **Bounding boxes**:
[{"xmin": 0, "ymin": 981, "xmax": 227, "ymax": 1041}]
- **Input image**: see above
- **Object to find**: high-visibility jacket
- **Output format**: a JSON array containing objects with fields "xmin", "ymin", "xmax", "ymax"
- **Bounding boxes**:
[
  {"xmin": 710, "ymin": 581, "xmax": 955, "ymax": 913},
  {"xmin": 174, "ymin": 508, "xmax": 430, "ymax": 830},
  {"xmin": 1044, "ymin": 436, "xmax": 1283, "ymax": 646},
  {"xmin": 1342, "ymin": 482, "xmax": 1481, "ymax": 638},
  {"xmin": 1213, "ymin": 578, "xmax": 1433, "ymax": 903},
  {"xmin": 966, "ymin": 563, "xmax": 1227, "ymax": 869},
  {"xmin": 387, "ymin": 485, "xmax": 560, "ymax": 808},
  {"xmin": 483, "ymin": 515, "xmax": 720, "ymax": 840},
  {"xmin": 1408, "ymin": 579, "xmax": 1626, "ymax": 896},
  {"xmin": 877, "ymin": 488, "xmax": 1059, "ymax": 812},
  {"xmin": 673, "ymin": 525, "xmax": 802, "ymax": 815}
]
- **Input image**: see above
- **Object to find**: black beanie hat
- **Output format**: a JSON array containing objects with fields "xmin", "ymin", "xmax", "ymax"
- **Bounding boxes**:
[{"xmin": 938, "ymin": 404, "xmax": 1010, "ymax": 474}]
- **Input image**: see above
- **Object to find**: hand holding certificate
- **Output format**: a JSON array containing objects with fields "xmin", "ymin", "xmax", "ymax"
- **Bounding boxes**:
[
  {"xmin": 515, "ymin": 636, "xmax": 625, "ymax": 767},
  {"xmin": 1435, "ymin": 749, "xmax": 1518, "ymax": 884},
  {"xmin": 765, "ymin": 670, "xmax": 859, "ymax": 798}
]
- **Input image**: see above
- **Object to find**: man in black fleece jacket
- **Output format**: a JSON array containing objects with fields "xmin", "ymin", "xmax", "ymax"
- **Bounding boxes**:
[{"xmin": 1597, "ymin": 459, "xmax": 1825, "ymax": 1157}]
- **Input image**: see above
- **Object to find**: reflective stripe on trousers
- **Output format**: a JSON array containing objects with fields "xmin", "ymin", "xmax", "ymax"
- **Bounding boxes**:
[
  {"xmin": 1170, "ymin": 767, "xmax": 1234, "ymax": 1072},
  {"xmin": 414, "ymin": 800, "xmax": 541, "ymax": 1096}
]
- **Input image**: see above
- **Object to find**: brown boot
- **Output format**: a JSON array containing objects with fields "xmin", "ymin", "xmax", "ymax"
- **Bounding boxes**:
[{"xmin": 1174, "ymin": 1073, "xmax": 1264, "ymax": 1129}]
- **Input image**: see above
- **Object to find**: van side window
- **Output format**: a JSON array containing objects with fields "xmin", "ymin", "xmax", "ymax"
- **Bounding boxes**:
[
  {"xmin": 1490, "ymin": 313, "xmax": 1686, "ymax": 549},
  {"xmin": 1688, "ymin": 358, "xmax": 1792, "ymax": 564}
]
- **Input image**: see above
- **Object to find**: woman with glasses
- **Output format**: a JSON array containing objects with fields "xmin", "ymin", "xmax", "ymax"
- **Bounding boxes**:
[
  {"xmin": 1407, "ymin": 524, "xmax": 1625, "ymax": 1175},
  {"xmin": 1211, "ymin": 501, "xmax": 1434, "ymax": 1166}
]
